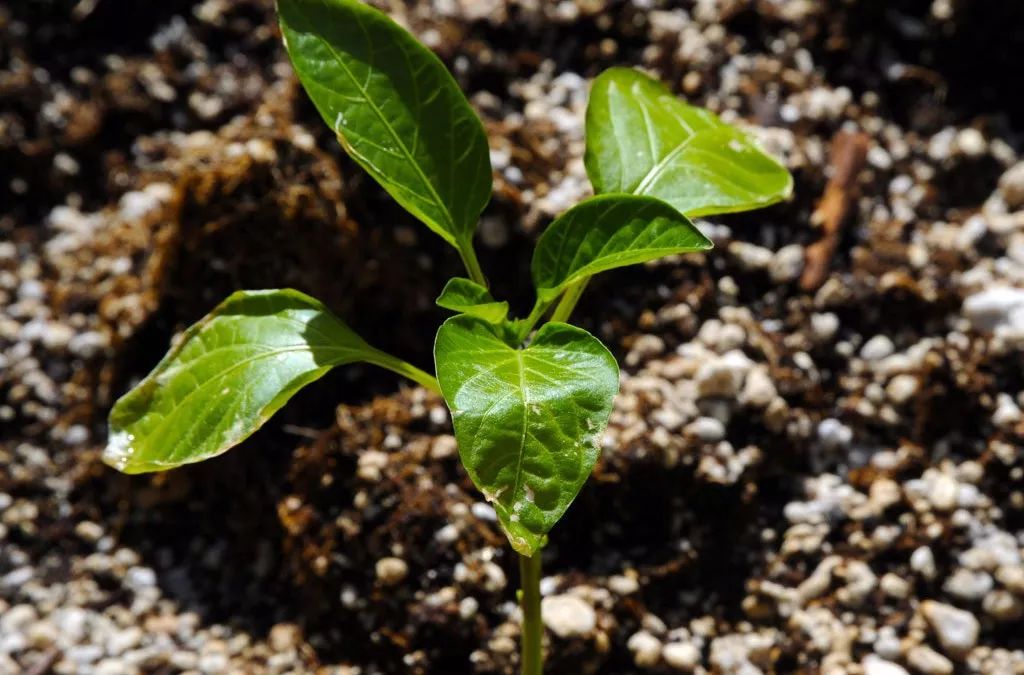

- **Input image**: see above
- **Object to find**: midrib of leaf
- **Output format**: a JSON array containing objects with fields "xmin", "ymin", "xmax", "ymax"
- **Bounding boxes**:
[
  {"xmin": 521, "ymin": 362, "xmax": 560, "ymax": 387},
  {"xmin": 547, "ymin": 203, "xmax": 658, "ymax": 293},
  {"xmin": 605, "ymin": 80, "xmax": 629, "ymax": 190},
  {"xmin": 660, "ymin": 97, "xmax": 702, "ymax": 136},
  {"xmin": 142, "ymin": 343, "xmax": 358, "ymax": 459},
  {"xmin": 510, "ymin": 352, "xmax": 529, "ymax": 510},
  {"xmin": 167, "ymin": 313, "xmax": 354, "ymax": 372},
  {"xmin": 296, "ymin": 0, "xmax": 458, "ymax": 238},
  {"xmin": 270, "ymin": 312, "xmax": 350, "ymax": 347},
  {"xmin": 144, "ymin": 345, "xmax": 310, "ymax": 461},
  {"xmin": 546, "ymin": 211, "xmax": 574, "ymax": 287},
  {"xmin": 634, "ymin": 131, "xmax": 699, "ymax": 197},
  {"xmin": 678, "ymin": 146, "xmax": 777, "ymax": 193},
  {"xmin": 562, "ymin": 209, "xmax": 650, "ymax": 278},
  {"xmin": 635, "ymin": 89, "xmax": 660, "ymax": 167},
  {"xmin": 575, "ymin": 246, "xmax": 695, "ymax": 279},
  {"xmin": 619, "ymin": 79, "xmax": 757, "ymax": 200},
  {"xmin": 456, "ymin": 354, "xmax": 517, "ymax": 393}
]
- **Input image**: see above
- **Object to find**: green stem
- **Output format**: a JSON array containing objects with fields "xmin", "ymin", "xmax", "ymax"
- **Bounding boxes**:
[
  {"xmin": 548, "ymin": 277, "xmax": 589, "ymax": 324},
  {"xmin": 519, "ymin": 553, "xmax": 543, "ymax": 675},
  {"xmin": 458, "ymin": 243, "xmax": 488, "ymax": 288},
  {"xmin": 516, "ymin": 297, "xmax": 554, "ymax": 343},
  {"xmin": 367, "ymin": 351, "xmax": 441, "ymax": 394}
]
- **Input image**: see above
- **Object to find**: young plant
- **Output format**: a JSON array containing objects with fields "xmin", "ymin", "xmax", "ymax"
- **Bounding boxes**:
[{"xmin": 104, "ymin": 0, "xmax": 792, "ymax": 671}]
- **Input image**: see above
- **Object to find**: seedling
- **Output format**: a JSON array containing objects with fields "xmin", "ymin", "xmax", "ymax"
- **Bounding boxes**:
[{"xmin": 104, "ymin": 0, "xmax": 792, "ymax": 672}]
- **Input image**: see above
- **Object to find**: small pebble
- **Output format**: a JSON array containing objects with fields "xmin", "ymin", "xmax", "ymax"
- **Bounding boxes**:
[
  {"xmin": 861, "ymin": 335, "xmax": 895, "ymax": 361},
  {"xmin": 943, "ymin": 568, "xmax": 992, "ymax": 601},
  {"xmin": 662, "ymin": 641, "xmax": 700, "ymax": 671},
  {"xmin": 928, "ymin": 474, "xmax": 959, "ymax": 512},
  {"xmin": 608, "ymin": 574, "xmax": 639, "ymax": 595},
  {"xmin": 982, "ymin": 590, "xmax": 1024, "ymax": 621},
  {"xmin": 921, "ymin": 600, "xmax": 980, "ymax": 655},
  {"xmin": 963, "ymin": 287, "xmax": 1024, "ymax": 333},
  {"xmin": 863, "ymin": 655, "xmax": 910, "ymax": 675},
  {"xmin": 907, "ymin": 645, "xmax": 953, "ymax": 675},
  {"xmin": 998, "ymin": 161, "xmax": 1024, "ymax": 208},
  {"xmin": 769, "ymin": 245, "xmax": 805, "ymax": 283},
  {"xmin": 627, "ymin": 630, "xmax": 663, "ymax": 667},
  {"xmin": 818, "ymin": 418, "xmax": 853, "ymax": 449},
  {"xmin": 686, "ymin": 417, "xmax": 726, "ymax": 443},
  {"xmin": 375, "ymin": 557, "xmax": 409, "ymax": 586},
  {"xmin": 541, "ymin": 595, "xmax": 596, "ymax": 638},
  {"xmin": 911, "ymin": 546, "xmax": 937, "ymax": 579},
  {"xmin": 886, "ymin": 374, "xmax": 919, "ymax": 404}
]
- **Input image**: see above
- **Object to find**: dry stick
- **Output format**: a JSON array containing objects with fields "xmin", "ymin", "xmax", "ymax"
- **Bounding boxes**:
[{"xmin": 800, "ymin": 130, "xmax": 870, "ymax": 292}]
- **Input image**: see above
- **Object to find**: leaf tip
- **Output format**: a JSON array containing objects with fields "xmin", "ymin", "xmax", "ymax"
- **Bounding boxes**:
[
  {"xmin": 102, "ymin": 428, "xmax": 136, "ymax": 472},
  {"xmin": 780, "ymin": 168, "xmax": 796, "ymax": 200}
]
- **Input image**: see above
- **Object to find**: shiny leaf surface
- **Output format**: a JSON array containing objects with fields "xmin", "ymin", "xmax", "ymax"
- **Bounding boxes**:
[
  {"xmin": 436, "ymin": 277, "xmax": 510, "ymax": 323},
  {"xmin": 279, "ymin": 0, "xmax": 492, "ymax": 248},
  {"xmin": 435, "ymin": 316, "xmax": 619, "ymax": 555},
  {"xmin": 531, "ymin": 194, "xmax": 712, "ymax": 301},
  {"xmin": 585, "ymin": 67, "xmax": 792, "ymax": 217},
  {"xmin": 107, "ymin": 290, "xmax": 400, "ymax": 473}
]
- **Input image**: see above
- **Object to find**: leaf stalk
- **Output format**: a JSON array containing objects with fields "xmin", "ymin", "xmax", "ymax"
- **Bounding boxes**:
[
  {"xmin": 458, "ymin": 243, "xmax": 489, "ymax": 288},
  {"xmin": 366, "ymin": 350, "xmax": 441, "ymax": 394},
  {"xmin": 516, "ymin": 297, "xmax": 554, "ymax": 343},
  {"xmin": 549, "ymin": 277, "xmax": 589, "ymax": 324}
]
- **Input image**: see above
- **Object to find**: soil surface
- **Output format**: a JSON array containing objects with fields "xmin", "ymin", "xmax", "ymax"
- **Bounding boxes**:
[{"xmin": 3, "ymin": 1, "xmax": 1024, "ymax": 674}]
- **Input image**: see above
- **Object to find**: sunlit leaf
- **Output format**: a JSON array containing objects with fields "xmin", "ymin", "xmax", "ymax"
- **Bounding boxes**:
[
  {"xmin": 585, "ymin": 67, "xmax": 792, "ymax": 217},
  {"xmin": 531, "ymin": 194, "xmax": 712, "ymax": 301},
  {"xmin": 436, "ymin": 277, "xmax": 510, "ymax": 323},
  {"xmin": 434, "ymin": 316, "xmax": 619, "ymax": 555},
  {"xmin": 279, "ymin": 0, "xmax": 492, "ymax": 250},
  {"xmin": 106, "ymin": 289, "xmax": 428, "ymax": 473}
]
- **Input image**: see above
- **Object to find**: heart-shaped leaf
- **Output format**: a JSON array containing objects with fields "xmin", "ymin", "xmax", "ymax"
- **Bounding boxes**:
[
  {"xmin": 436, "ymin": 277, "xmax": 510, "ymax": 323},
  {"xmin": 585, "ymin": 67, "xmax": 792, "ymax": 217},
  {"xmin": 279, "ymin": 0, "xmax": 492, "ymax": 254},
  {"xmin": 106, "ymin": 289, "xmax": 434, "ymax": 474},
  {"xmin": 531, "ymin": 194, "xmax": 712, "ymax": 302},
  {"xmin": 434, "ymin": 316, "xmax": 619, "ymax": 555}
]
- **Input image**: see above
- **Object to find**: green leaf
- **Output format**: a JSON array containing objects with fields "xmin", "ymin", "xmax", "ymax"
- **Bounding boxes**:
[
  {"xmin": 585, "ymin": 67, "xmax": 792, "ymax": 217},
  {"xmin": 436, "ymin": 277, "xmax": 509, "ymax": 323},
  {"xmin": 531, "ymin": 194, "xmax": 712, "ymax": 302},
  {"xmin": 105, "ymin": 289, "xmax": 432, "ymax": 474},
  {"xmin": 434, "ymin": 316, "xmax": 619, "ymax": 555},
  {"xmin": 278, "ymin": 0, "xmax": 492, "ymax": 250}
]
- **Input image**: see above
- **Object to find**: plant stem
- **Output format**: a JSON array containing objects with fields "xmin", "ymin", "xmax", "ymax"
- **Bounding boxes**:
[
  {"xmin": 519, "ymin": 552, "xmax": 543, "ymax": 675},
  {"xmin": 548, "ymin": 277, "xmax": 589, "ymax": 324},
  {"xmin": 367, "ymin": 351, "xmax": 441, "ymax": 394},
  {"xmin": 458, "ymin": 243, "xmax": 489, "ymax": 288},
  {"xmin": 516, "ymin": 297, "xmax": 554, "ymax": 343}
]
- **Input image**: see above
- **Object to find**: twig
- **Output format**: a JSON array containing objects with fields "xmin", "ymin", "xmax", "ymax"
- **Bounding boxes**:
[{"xmin": 800, "ymin": 130, "xmax": 869, "ymax": 291}]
